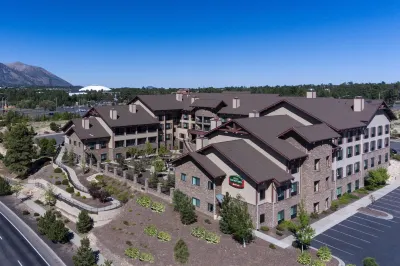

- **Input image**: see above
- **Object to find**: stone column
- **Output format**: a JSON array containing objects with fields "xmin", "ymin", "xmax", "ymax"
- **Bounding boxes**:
[
  {"xmin": 157, "ymin": 182, "xmax": 162, "ymax": 194},
  {"xmin": 105, "ymin": 164, "xmax": 109, "ymax": 173},
  {"xmin": 114, "ymin": 167, "xmax": 117, "ymax": 177},
  {"xmin": 133, "ymin": 174, "xmax": 137, "ymax": 184},
  {"xmin": 144, "ymin": 178, "xmax": 149, "ymax": 192},
  {"xmin": 169, "ymin": 187, "xmax": 175, "ymax": 203},
  {"xmin": 96, "ymin": 162, "xmax": 101, "ymax": 171},
  {"xmin": 123, "ymin": 170, "xmax": 127, "ymax": 179}
]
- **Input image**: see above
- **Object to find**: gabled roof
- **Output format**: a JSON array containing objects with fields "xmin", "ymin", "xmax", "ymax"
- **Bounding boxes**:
[
  {"xmin": 172, "ymin": 152, "xmax": 225, "ymax": 179},
  {"xmin": 279, "ymin": 124, "xmax": 340, "ymax": 143},
  {"xmin": 63, "ymin": 117, "xmax": 110, "ymax": 140},
  {"xmin": 190, "ymin": 99, "xmax": 226, "ymax": 109},
  {"xmin": 85, "ymin": 105, "xmax": 159, "ymax": 128}
]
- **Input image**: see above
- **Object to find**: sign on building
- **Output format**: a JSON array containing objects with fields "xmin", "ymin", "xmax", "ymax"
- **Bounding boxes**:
[{"xmin": 229, "ymin": 175, "xmax": 245, "ymax": 189}]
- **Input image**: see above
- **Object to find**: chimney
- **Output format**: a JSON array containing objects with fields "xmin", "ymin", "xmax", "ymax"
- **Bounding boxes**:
[
  {"xmin": 129, "ymin": 104, "xmax": 137, "ymax": 113},
  {"xmin": 210, "ymin": 117, "xmax": 222, "ymax": 130},
  {"xmin": 110, "ymin": 109, "xmax": 118, "ymax": 120},
  {"xmin": 82, "ymin": 118, "xmax": 90, "ymax": 129},
  {"xmin": 306, "ymin": 89, "xmax": 317, "ymax": 99},
  {"xmin": 233, "ymin": 97, "xmax": 240, "ymax": 108},
  {"xmin": 353, "ymin": 96, "xmax": 365, "ymax": 112},
  {"xmin": 249, "ymin": 110, "xmax": 260, "ymax": 118},
  {"xmin": 176, "ymin": 93, "xmax": 183, "ymax": 102}
]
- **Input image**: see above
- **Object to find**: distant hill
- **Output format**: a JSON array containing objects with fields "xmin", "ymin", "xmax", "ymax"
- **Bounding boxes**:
[{"xmin": 0, "ymin": 62, "xmax": 72, "ymax": 87}]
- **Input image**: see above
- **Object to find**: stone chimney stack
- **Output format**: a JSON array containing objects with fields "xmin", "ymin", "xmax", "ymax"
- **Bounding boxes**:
[
  {"xmin": 129, "ymin": 104, "xmax": 137, "ymax": 113},
  {"xmin": 233, "ymin": 97, "xmax": 240, "ymax": 108},
  {"xmin": 110, "ymin": 109, "xmax": 118, "ymax": 120},
  {"xmin": 306, "ymin": 89, "xmax": 317, "ymax": 99},
  {"xmin": 176, "ymin": 93, "xmax": 183, "ymax": 102},
  {"xmin": 249, "ymin": 110, "xmax": 260, "ymax": 118},
  {"xmin": 353, "ymin": 96, "xmax": 365, "ymax": 112},
  {"xmin": 82, "ymin": 118, "xmax": 90, "ymax": 129}
]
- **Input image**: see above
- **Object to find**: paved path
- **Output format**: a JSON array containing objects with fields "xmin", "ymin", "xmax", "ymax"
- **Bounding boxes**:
[{"xmin": 0, "ymin": 201, "xmax": 66, "ymax": 266}]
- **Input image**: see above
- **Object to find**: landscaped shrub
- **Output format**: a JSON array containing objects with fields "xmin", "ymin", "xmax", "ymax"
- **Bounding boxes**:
[
  {"xmin": 330, "ymin": 201, "xmax": 339, "ymax": 211},
  {"xmin": 317, "ymin": 246, "xmax": 332, "ymax": 262},
  {"xmin": 363, "ymin": 257, "xmax": 379, "ymax": 266},
  {"xmin": 365, "ymin": 168, "xmax": 390, "ymax": 190},
  {"xmin": 61, "ymin": 179, "xmax": 69, "ymax": 186},
  {"xmin": 269, "ymin": 243, "xmax": 276, "ymax": 249},
  {"xmin": 174, "ymin": 239, "xmax": 189, "ymax": 264},
  {"xmin": 260, "ymin": 226, "xmax": 269, "ymax": 232},
  {"xmin": 54, "ymin": 168, "xmax": 62, "ymax": 173},
  {"xmin": 144, "ymin": 225, "xmax": 158, "ymax": 237},
  {"xmin": 54, "ymin": 211, "xmax": 62, "ymax": 218},
  {"xmin": 151, "ymin": 202, "xmax": 165, "ymax": 213},
  {"xmin": 276, "ymin": 231, "xmax": 283, "ymax": 236},
  {"xmin": 297, "ymin": 252, "xmax": 312, "ymax": 265},
  {"xmin": 311, "ymin": 260, "xmax": 326, "ymax": 266},
  {"xmin": 34, "ymin": 199, "xmax": 44, "ymax": 205},
  {"xmin": 280, "ymin": 220, "xmax": 298, "ymax": 233},
  {"xmin": 204, "ymin": 219, "xmax": 211, "ymax": 224},
  {"xmin": 22, "ymin": 210, "xmax": 30, "ymax": 215},
  {"xmin": 82, "ymin": 196, "xmax": 86, "ymax": 199},
  {"xmin": 123, "ymin": 220, "xmax": 129, "ymax": 226},
  {"xmin": 137, "ymin": 195, "xmax": 152, "ymax": 208},
  {"xmin": 66, "ymin": 187, "xmax": 74, "ymax": 193},
  {"xmin": 117, "ymin": 191, "xmax": 130, "ymax": 203},
  {"xmin": 191, "ymin": 226, "xmax": 206, "ymax": 239},
  {"xmin": 204, "ymin": 231, "xmax": 220, "ymax": 244},
  {"xmin": 172, "ymin": 189, "xmax": 197, "ymax": 225},
  {"xmin": 157, "ymin": 231, "xmax": 172, "ymax": 242},
  {"xmin": 310, "ymin": 212, "xmax": 319, "ymax": 219},
  {"xmin": 125, "ymin": 247, "xmax": 139, "ymax": 259},
  {"xmin": 34, "ymin": 212, "xmax": 40, "ymax": 217},
  {"xmin": 75, "ymin": 192, "xmax": 81, "ymax": 197},
  {"xmin": 355, "ymin": 188, "xmax": 369, "ymax": 194},
  {"xmin": 77, "ymin": 210, "xmax": 94, "ymax": 234},
  {"xmin": 276, "ymin": 224, "xmax": 285, "ymax": 231},
  {"xmin": 139, "ymin": 252, "xmax": 154, "ymax": 263},
  {"xmin": 337, "ymin": 193, "xmax": 359, "ymax": 205},
  {"xmin": 55, "ymin": 181, "xmax": 62, "ymax": 185},
  {"xmin": 0, "ymin": 176, "xmax": 12, "ymax": 196},
  {"xmin": 126, "ymin": 240, "xmax": 132, "ymax": 246}
]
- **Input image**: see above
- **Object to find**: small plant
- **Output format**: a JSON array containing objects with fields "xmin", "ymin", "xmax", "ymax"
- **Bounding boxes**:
[
  {"xmin": 330, "ymin": 201, "xmax": 339, "ymax": 211},
  {"xmin": 144, "ymin": 225, "xmax": 158, "ymax": 237},
  {"xmin": 61, "ymin": 179, "xmax": 69, "ymax": 186},
  {"xmin": 128, "ymin": 209, "xmax": 133, "ymax": 212},
  {"xmin": 276, "ymin": 224, "xmax": 285, "ymax": 231},
  {"xmin": 174, "ymin": 239, "xmax": 189, "ymax": 264},
  {"xmin": 34, "ymin": 199, "xmax": 44, "ymax": 205},
  {"xmin": 317, "ymin": 246, "xmax": 332, "ymax": 262},
  {"xmin": 126, "ymin": 240, "xmax": 132, "ymax": 246},
  {"xmin": 276, "ymin": 231, "xmax": 283, "ymax": 236},
  {"xmin": 363, "ymin": 257, "xmax": 379, "ymax": 266},
  {"xmin": 55, "ymin": 181, "xmax": 61, "ymax": 185},
  {"xmin": 136, "ymin": 195, "xmax": 152, "ymax": 208},
  {"xmin": 75, "ymin": 192, "xmax": 81, "ymax": 197},
  {"xmin": 22, "ymin": 210, "xmax": 30, "ymax": 215},
  {"xmin": 36, "ymin": 217, "xmax": 40, "ymax": 221},
  {"xmin": 64, "ymin": 218, "xmax": 70, "ymax": 224},
  {"xmin": 269, "ymin": 243, "xmax": 276, "ymax": 249},
  {"xmin": 151, "ymin": 202, "xmax": 165, "ymax": 213},
  {"xmin": 311, "ymin": 260, "xmax": 326, "ymax": 266},
  {"xmin": 191, "ymin": 226, "xmax": 206, "ymax": 239},
  {"xmin": 260, "ymin": 226, "xmax": 269, "ymax": 232},
  {"xmin": 157, "ymin": 231, "xmax": 172, "ymax": 242},
  {"xmin": 54, "ymin": 168, "xmax": 62, "ymax": 173},
  {"xmin": 66, "ymin": 187, "xmax": 74, "ymax": 193},
  {"xmin": 123, "ymin": 221, "xmax": 129, "ymax": 226},
  {"xmin": 204, "ymin": 231, "xmax": 220, "ymax": 244},
  {"xmin": 297, "ymin": 252, "xmax": 312, "ymax": 265},
  {"xmin": 82, "ymin": 196, "xmax": 86, "ymax": 199},
  {"xmin": 310, "ymin": 212, "xmax": 319, "ymax": 219},
  {"xmin": 204, "ymin": 219, "xmax": 211, "ymax": 224},
  {"xmin": 34, "ymin": 212, "xmax": 40, "ymax": 217},
  {"xmin": 54, "ymin": 211, "xmax": 62, "ymax": 218},
  {"xmin": 139, "ymin": 252, "xmax": 154, "ymax": 263},
  {"xmin": 124, "ymin": 247, "xmax": 139, "ymax": 259}
]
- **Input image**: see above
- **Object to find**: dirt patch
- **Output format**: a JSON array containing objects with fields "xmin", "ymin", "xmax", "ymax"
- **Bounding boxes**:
[
  {"xmin": 93, "ymin": 193, "xmax": 337, "ymax": 266},
  {"xmin": 28, "ymin": 121, "xmax": 68, "ymax": 135},
  {"xmin": 358, "ymin": 207, "xmax": 389, "ymax": 218}
]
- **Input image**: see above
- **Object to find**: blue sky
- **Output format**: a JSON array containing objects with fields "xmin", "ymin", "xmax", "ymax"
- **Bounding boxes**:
[{"xmin": 1, "ymin": 0, "xmax": 400, "ymax": 88}]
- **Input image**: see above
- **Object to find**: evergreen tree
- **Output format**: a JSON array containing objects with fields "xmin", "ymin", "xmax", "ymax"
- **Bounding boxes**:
[
  {"xmin": 174, "ymin": 239, "xmax": 189, "ymax": 264},
  {"xmin": 47, "ymin": 219, "xmax": 69, "ymax": 243},
  {"xmin": 144, "ymin": 141, "xmax": 154, "ymax": 156},
  {"xmin": 295, "ymin": 200, "xmax": 315, "ymax": 252},
  {"xmin": 0, "ymin": 176, "xmax": 12, "ymax": 196},
  {"xmin": 37, "ymin": 210, "xmax": 56, "ymax": 235},
  {"xmin": 73, "ymin": 237, "xmax": 96, "ymax": 266},
  {"xmin": 67, "ymin": 148, "xmax": 75, "ymax": 166},
  {"xmin": 180, "ymin": 197, "xmax": 197, "ymax": 225},
  {"xmin": 4, "ymin": 123, "xmax": 34, "ymax": 175},
  {"xmin": 76, "ymin": 210, "xmax": 94, "ymax": 234},
  {"xmin": 44, "ymin": 184, "xmax": 57, "ymax": 206},
  {"xmin": 62, "ymin": 149, "xmax": 68, "ymax": 163}
]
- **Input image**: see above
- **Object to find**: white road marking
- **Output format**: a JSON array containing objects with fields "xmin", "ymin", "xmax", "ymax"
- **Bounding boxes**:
[
  {"xmin": 388, "ymin": 191, "xmax": 400, "ymax": 196},
  {"xmin": 337, "ymin": 224, "xmax": 378, "ymax": 237},
  {"xmin": 329, "ymin": 228, "xmax": 371, "ymax": 243},
  {"xmin": 313, "ymin": 239, "xmax": 354, "ymax": 255},
  {"xmin": 344, "ymin": 220, "xmax": 384, "ymax": 232},
  {"xmin": 357, "ymin": 212, "xmax": 398, "ymax": 223},
  {"xmin": 352, "ymin": 215, "xmax": 391, "ymax": 227},
  {"xmin": 0, "ymin": 212, "xmax": 50, "ymax": 266},
  {"xmin": 376, "ymin": 198, "xmax": 400, "ymax": 208},
  {"xmin": 320, "ymin": 233, "xmax": 363, "ymax": 249},
  {"xmin": 382, "ymin": 194, "xmax": 400, "ymax": 201},
  {"xmin": 373, "ymin": 204, "xmax": 400, "ymax": 214},
  {"xmin": 17, "ymin": 260, "xmax": 23, "ymax": 266},
  {"xmin": 0, "ymin": 236, "xmax": 2, "ymax": 240}
]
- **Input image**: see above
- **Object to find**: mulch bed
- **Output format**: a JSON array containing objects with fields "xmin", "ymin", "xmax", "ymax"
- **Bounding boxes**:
[
  {"xmin": 93, "ymin": 193, "xmax": 339, "ymax": 266},
  {"xmin": 358, "ymin": 207, "xmax": 389, "ymax": 218}
]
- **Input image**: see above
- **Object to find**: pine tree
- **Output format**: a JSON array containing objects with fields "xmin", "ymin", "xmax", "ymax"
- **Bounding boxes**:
[
  {"xmin": 77, "ymin": 210, "xmax": 94, "ymax": 234},
  {"xmin": 180, "ymin": 197, "xmax": 197, "ymax": 225},
  {"xmin": 73, "ymin": 237, "xmax": 96, "ymax": 266},
  {"xmin": 37, "ymin": 210, "xmax": 56, "ymax": 235},
  {"xmin": 174, "ymin": 239, "xmax": 189, "ymax": 264},
  {"xmin": 47, "ymin": 219, "xmax": 69, "ymax": 243},
  {"xmin": 0, "ymin": 176, "xmax": 12, "ymax": 196}
]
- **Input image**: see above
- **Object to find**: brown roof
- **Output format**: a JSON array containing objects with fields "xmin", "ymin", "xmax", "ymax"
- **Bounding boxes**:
[
  {"xmin": 190, "ymin": 99, "xmax": 226, "ymax": 109},
  {"xmin": 279, "ymin": 123, "xmax": 340, "ymax": 143},
  {"xmin": 172, "ymin": 152, "xmax": 225, "ymax": 179},
  {"xmin": 201, "ymin": 139, "xmax": 294, "ymax": 184},
  {"xmin": 130, "ymin": 95, "xmax": 186, "ymax": 111},
  {"xmin": 91, "ymin": 105, "xmax": 159, "ymax": 127},
  {"xmin": 65, "ymin": 117, "xmax": 110, "ymax": 140}
]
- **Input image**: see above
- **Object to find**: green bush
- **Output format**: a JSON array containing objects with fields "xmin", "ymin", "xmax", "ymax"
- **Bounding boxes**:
[
  {"xmin": 276, "ymin": 224, "xmax": 285, "ymax": 231},
  {"xmin": 34, "ymin": 199, "xmax": 44, "ymax": 205},
  {"xmin": 191, "ymin": 226, "xmax": 206, "ymax": 239},
  {"xmin": 144, "ymin": 225, "xmax": 158, "ymax": 237},
  {"xmin": 276, "ymin": 231, "xmax": 283, "ymax": 236},
  {"xmin": 34, "ymin": 212, "xmax": 40, "ymax": 217},
  {"xmin": 66, "ymin": 187, "xmax": 74, "ymax": 193},
  {"xmin": 136, "ymin": 195, "xmax": 152, "ymax": 208},
  {"xmin": 139, "ymin": 252, "xmax": 154, "ymax": 263},
  {"xmin": 0, "ymin": 176, "xmax": 12, "ymax": 196},
  {"xmin": 311, "ymin": 260, "xmax": 326, "ymax": 266},
  {"xmin": 204, "ymin": 218, "xmax": 211, "ymax": 224},
  {"xmin": 124, "ymin": 247, "xmax": 139, "ymax": 259},
  {"xmin": 55, "ymin": 181, "xmax": 61, "ymax": 185},
  {"xmin": 204, "ymin": 231, "xmax": 220, "ymax": 244},
  {"xmin": 337, "ymin": 193, "xmax": 359, "ymax": 205},
  {"xmin": 126, "ymin": 240, "xmax": 132, "ymax": 246},
  {"xmin": 75, "ymin": 192, "xmax": 81, "ymax": 197},
  {"xmin": 310, "ymin": 212, "xmax": 319, "ymax": 219},
  {"xmin": 174, "ymin": 239, "xmax": 189, "ymax": 264},
  {"xmin": 363, "ymin": 257, "xmax": 379, "ymax": 266},
  {"xmin": 260, "ymin": 226, "xmax": 269, "ymax": 232},
  {"xmin": 297, "ymin": 252, "xmax": 312, "ymax": 265},
  {"xmin": 355, "ymin": 188, "xmax": 369, "ymax": 194},
  {"xmin": 61, "ymin": 179, "xmax": 69, "ymax": 186},
  {"xmin": 22, "ymin": 210, "xmax": 30, "ymax": 215},
  {"xmin": 269, "ymin": 243, "xmax": 276, "ymax": 249},
  {"xmin": 82, "ymin": 196, "xmax": 86, "ymax": 199},
  {"xmin": 54, "ymin": 211, "xmax": 62, "ymax": 218},
  {"xmin": 151, "ymin": 202, "xmax": 165, "ymax": 213},
  {"xmin": 280, "ymin": 220, "xmax": 299, "ymax": 232},
  {"xmin": 365, "ymin": 168, "xmax": 390, "ymax": 189},
  {"xmin": 157, "ymin": 231, "xmax": 172, "ymax": 242},
  {"xmin": 330, "ymin": 201, "xmax": 339, "ymax": 211},
  {"xmin": 317, "ymin": 246, "xmax": 332, "ymax": 262},
  {"xmin": 117, "ymin": 192, "xmax": 130, "ymax": 203},
  {"xmin": 54, "ymin": 168, "xmax": 62, "ymax": 173}
]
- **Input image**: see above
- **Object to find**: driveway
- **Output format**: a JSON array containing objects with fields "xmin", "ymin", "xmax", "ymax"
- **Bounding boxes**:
[{"xmin": 311, "ymin": 187, "xmax": 400, "ymax": 265}]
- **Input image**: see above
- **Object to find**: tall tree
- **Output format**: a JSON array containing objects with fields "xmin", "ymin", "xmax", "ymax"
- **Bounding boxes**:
[
  {"xmin": 73, "ymin": 237, "xmax": 97, "ymax": 266},
  {"xmin": 295, "ymin": 200, "xmax": 315, "ymax": 252},
  {"xmin": 76, "ymin": 210, "xmax": 94, "ymax": 234}
]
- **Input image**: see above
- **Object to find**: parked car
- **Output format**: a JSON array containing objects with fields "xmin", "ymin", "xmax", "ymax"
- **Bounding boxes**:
[{"xmin": 391, "ymin": 148, "xmax": 398, "ymax": 154}]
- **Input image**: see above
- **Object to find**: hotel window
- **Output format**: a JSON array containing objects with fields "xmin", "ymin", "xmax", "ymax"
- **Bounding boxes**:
[
  {"xmin": 207, "ymin": 181, "xmax": 214, "ymax": 190},
  {"xmin": 290, "ymin": 205, "xmax": 297, "ymax": 219},
  {"xmin": 291, "ymin": 182, "xmax": 298, "ymax": 196},
  {"xmin": 88, "ymin": 142, "xmax": 95, "ymax": 150},
  {"xmin": 336, "ymin": 167, "xmax": 343, "ymax": 179},
  {"xmin": 336, "ymin": 187, "xmax": 342, "ymax": 198},
  {"xmin": 364, "ymin": 128, "xmax": 369, "ymax": 139},
  {"xmin": 347, "ymin": 183, "xmax": 352, "ymax": 193},
  {"xmin": 101, "ymin": 153, "xmax": 107, "ymax": 162},
  {"xmin": 181, "ymin": 173, "xmax": 186, "ymax": 181},
  {"xmin": 115, "ymin": 127, "xmax": 125, "ymax": 136},
  {"xmin": 326, "ymin": 156, "xmax": 330, "ymax": 167},
  {"xmin": 116, "ymin": 153, "xmax": 122, "ymax": 159},
  {"xmin": 158, "ymin": 115, "xmax": 164, "ymax": 121},
  {"xmin": 165, "ymin": 123, "xmax": 171, "ymax": 129},
  {"xmin": 355, "ymin": 180, "xmax": 360, "ymax": 190},
  {"xmin": 370, "ymin": 141, "xmax": 375, "ymax": 151},
  {"xmin": 347, "ymin": 147, "xmax": 353, "ymax": 158},
  {"xmin": 100, "ymin": 141, "xmax": 107, "ymax": 149},
  {"xmin": 126, "ymin": 139, "xmax": 135, "ymax": 147},
  {"xmin": 260, "ymin": 189, "xmax": 265, "ymax": 200},
  {"xmin": 385, "ymin": 153, "xmax": 389, "ymax": 162},
  {"xmin": 337, "ymin": 150, "xmax": 343, "ymax": 161},
  {"xmin": 313, "ymin": 202, "xmax": 319, "ymax": 213},
  {"xmin": 74, "ymin": 141, "xmax": 76, "ymax": 146},
  {"xmin": 363, "ymin": 142, "xmax": 369, "ymax": 153},
  {"xmin": 346, "ymin": 164, "xmax": 352, "ymax": 176},
  {"xmin": 347, "ymin": 131, "xmax": 353, "ymax": 142},
  {"xmin": 78, "ymin": 142, "xmax": 81, "ymax": 147},
  {"xmin": 378, "ymin": 139, "xmax": 382, "ymax": 149},
  {"xmin": 290, "ymin": 165, "xmax": 298, "ymax": 174},
  {"xmin": 378, "ymin": 126, "xmax": 383, "ymax": 136},
  {"xmin": 385, "ymin": 124, "xmax": 390, "ymax": 134},
  {"xmin": 378, "ymin": 155, "xmax": 382, "ymax": 165},
  {"xmin": 159, "ymin": 124, "xmax": 164, "ymax": 130},
  {"xmin": 338, "ymin": 135, "xmax": 343, "ymax": 145},
  {"xmin": 277, "ymin": 210, "xmax": 285, "ymax": 224},
  {"xmin": 371, "ymin": 157, "xmax": 375, "ymax": 168},
  {"xmin": 182, "ymin": 114, "xmax": 188, "ymax": 120},
  {"xmin": 314, "ymin": 181, "xmax": 319, "ymax": 192},
  {"xmin": 355, "ymin": 144, "xmax": 360, "ymax": 155},
  {"xmin": 385, "ymin": 137, "xmax": 389, "ymax": 147},
  {"xmin": 364, "ymin": 159, "xmax": 368, "ymax": 170},
  {"xmin": 192, "ymin": 197, "xmax": 200, "ymax": 207},
  {"xmin": 166, "ymin": 134, "xmax": 171, "ymax": 140},
  {"xmin": 354, "ymin": 162, "xmax": 360, "ymax": 173},
  {"xmin": 371, "ymin": 127, "xmax": 376, "ymax": 137},
  {"xmin": 314, "ymin": 159, "xmax": 320, "ymax": 171},
  {"xmin": 183, "ymin": 123, "xmax": 189, "ymax": 129},
  {"xmin": 115, "ymin": 140, "xmax": 124, "ymax": 148},
  {"xmin": 325, "ymin": 198, "xmax": 329, "ymax": 210},
  {"xmin": 355, "ymin": 130, "xmax": 360, "ymax": 141},
  {"xmin": 259, "ymin": 214, "xmax": 265, "ymax": 224},
  {"xmin": 192, "ymin": 176, "xmax": 200, "ymax": 186},
  {"xmin": 277, "ymin": 186, "xmax": 285, "ymax": 201},
  {"xmin": 207, "ymin": 203, "xmax": 214, "ymax": 213}
]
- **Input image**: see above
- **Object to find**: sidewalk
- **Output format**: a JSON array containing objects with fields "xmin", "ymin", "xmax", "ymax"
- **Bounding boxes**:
[{"xmin": 56, "ymin": 146, "xmax": 88, "ymax": 191}]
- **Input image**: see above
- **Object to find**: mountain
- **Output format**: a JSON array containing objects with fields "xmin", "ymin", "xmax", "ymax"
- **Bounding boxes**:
[{"xmin": 0, "ymin": 62, "xmax": 72, "ymax": 87}]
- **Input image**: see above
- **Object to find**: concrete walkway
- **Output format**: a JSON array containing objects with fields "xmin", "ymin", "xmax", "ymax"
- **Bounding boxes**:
[{"xmin": 24, "ymin": 199, "xmax": 106, "ymax": 265}]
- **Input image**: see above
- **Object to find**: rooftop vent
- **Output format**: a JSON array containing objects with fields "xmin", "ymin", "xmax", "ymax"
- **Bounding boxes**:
[
  {"xmin": 110, "ymin": 109, "xmax": 118, "ymax": 120},
  {"xmin": 306, "ymin": 89, "xmax": 317, "ymax": 99},
  {"xmin": 233, "ymin": 97, "xmax": 240, "ymax": 108},
  {"xmin": 353, "ymin": 96, "xmax": 365, "ymax": 112},
  {"xmin": 129, "ymin": 104, "xmax": 137, "ymax": 113},
  {"xmin": 176, "ymin": 93, "xmax": 183, "ymax": 102},
  {"xmin": 82, "ymin": 118, "xmax": 90, "ymax": 129}
]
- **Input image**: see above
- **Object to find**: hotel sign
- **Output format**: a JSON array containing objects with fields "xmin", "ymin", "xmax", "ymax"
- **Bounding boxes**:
[{"xmin": 229, "ymin": 175, "xmax": 245, "ymax": 189}]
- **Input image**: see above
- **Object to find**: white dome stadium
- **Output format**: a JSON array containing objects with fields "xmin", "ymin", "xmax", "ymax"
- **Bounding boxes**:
[{"xmin": 79, "ymin": 85, "xmax": 111, "ymax": 92}]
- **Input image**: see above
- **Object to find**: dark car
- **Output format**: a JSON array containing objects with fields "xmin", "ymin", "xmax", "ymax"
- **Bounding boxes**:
[{"xmin": 391, "ymin": 148, "xmax": 398, "ymax": 154}]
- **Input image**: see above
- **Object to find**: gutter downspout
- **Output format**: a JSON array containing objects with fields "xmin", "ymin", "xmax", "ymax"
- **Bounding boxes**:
[
  {"xmin": 213, "ymin": 179, "xmax": 216, "ymax": 219},
  {"xmin": 272, "ymin": 182, "xmax": 275, "ymax": 226},
  {"xmin": 256, "ymin": 185, "xmax": 259, "ymax": 230}
]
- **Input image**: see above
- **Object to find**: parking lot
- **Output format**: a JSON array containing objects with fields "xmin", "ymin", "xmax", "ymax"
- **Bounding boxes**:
[{"xmin": 312, "ymin": 186, "xmax": 400, "ymax": 265}]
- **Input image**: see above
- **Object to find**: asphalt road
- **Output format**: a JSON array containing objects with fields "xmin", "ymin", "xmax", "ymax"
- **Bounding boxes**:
[
  {"xmin": 34, "ymin": 132, "xmax": 65, "ymax": 146},
  {"xmin": 390, "ymin": 140, "xmax": 400, "ymax": 151}
]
